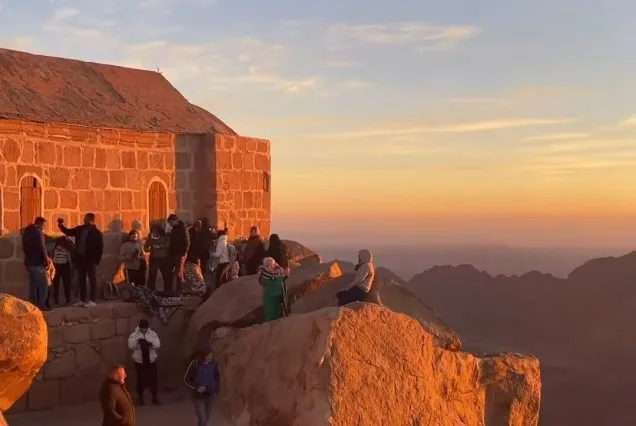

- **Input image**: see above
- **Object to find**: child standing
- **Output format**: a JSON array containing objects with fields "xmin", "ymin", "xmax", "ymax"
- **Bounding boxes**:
[
  {"xmin": 49, "ymin": 236, "xmax": 74, "ymax": 306},
  {"xmin": 120, "ymin": 230, "xmax": 146, "ymax": 286}
]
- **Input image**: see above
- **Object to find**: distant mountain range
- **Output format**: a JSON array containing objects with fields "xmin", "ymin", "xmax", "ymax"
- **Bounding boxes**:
[
  {"xmin": 314, "ymin": 243, "xmax": 628, "ymax": 279},
  {"xmin": 404, "ymin": 251, "xmax": 636, "ymax": 426}
]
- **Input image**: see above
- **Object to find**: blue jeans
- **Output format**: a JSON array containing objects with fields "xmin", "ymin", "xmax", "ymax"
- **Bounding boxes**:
[
  {"xmin": 193, "ymin": 395, "xmax": 214, "ymax": 426},
  {"xmin": 27, "ymin": 265, "xmax": 49, "ymax": 309}
]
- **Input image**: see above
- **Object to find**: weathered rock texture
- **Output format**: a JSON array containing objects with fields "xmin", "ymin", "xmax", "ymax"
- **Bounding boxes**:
[
  {"xmin": 0, "ymin": 294, "xmax": 47, "ymax": 420},
  {"xmin": 212, "ymin": 304, "xmax": 541, "ymax": 426},
  {"xmin": 184, "ymin": 262, "xmax": 343, "ymax": 358},
  {"xmin": 291, "ymin": 273, "xmax": 461, "ymax": 350},
  {"xmin": 7, "ymin": 298, "xmax": 198, "ymax": 414}
]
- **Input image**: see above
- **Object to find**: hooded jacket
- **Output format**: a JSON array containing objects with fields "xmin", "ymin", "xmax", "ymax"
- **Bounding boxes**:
[
  {"xmin": 349, "ymin": 249, "xmax": 375, "ymax": 293},
  {"xmin": 127, "ymin": 327, "xmax": 160, "ymax": 364}
]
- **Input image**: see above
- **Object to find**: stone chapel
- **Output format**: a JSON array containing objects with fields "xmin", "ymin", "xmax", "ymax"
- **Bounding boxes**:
[{"xmin": 0, "ymin": 48, "xmax": 271, "ymax": 296}]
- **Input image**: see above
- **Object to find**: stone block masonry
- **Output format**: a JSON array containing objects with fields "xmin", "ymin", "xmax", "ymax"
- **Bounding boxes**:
[
  {"xmin": 212, "ymin": 134, "xmax": 271, "ymax": 238},
  {"xmin": 0, "ymin": 119, "xmax": 272, "ymax": 297},
  {"xmin": 7, "ymin": 298, "xmax": 199, "ymax": 414}
]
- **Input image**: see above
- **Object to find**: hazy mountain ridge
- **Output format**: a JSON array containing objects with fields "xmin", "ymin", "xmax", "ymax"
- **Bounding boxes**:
[{"xmin": 404, "ymin": 250, "xmax": 636, "ymax": 426}]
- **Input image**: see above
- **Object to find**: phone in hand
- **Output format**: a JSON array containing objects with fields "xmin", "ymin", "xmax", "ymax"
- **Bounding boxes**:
[{"xmin": 57, "ymin": 218, "xmax": 64, "ymax": 224}]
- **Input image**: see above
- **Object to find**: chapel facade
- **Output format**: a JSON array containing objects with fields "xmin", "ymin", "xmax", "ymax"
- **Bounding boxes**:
[{"xmin": 0, "ymin": 48, "xmax": 271, "ymax": 297}]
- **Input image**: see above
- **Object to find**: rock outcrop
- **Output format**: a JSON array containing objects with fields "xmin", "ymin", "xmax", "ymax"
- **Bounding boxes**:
[
  {"xmin": 211, "ymin": 304, "xmax": 541, "ymax": 426},
  {"xmin": 184, "ymin": 262, "xmax": 342, "ymax": 358},
  {"xmin": 291, "ymin": 273, "xmax": 460, "ymax": 350},
  {"xmin": 0, "ymin": 294, "xmax": 48, "ymax": 423}
]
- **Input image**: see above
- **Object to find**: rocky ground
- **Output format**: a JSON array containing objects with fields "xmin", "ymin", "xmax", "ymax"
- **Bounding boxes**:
[{"xmin": 8, "ymin": 393, "xmax": 231, "ymax": 426}]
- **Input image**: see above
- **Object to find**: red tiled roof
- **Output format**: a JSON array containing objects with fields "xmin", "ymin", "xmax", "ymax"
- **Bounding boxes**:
[{"xmin": 0, "ymin": 48, "xmax": 237, "ymax": 135}]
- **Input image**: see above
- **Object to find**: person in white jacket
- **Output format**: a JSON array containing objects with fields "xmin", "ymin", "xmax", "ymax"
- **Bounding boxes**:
[
  {"xmin": 212, "ymin": 229, "xmax": 230, "ymax": 288},
  {"xmin": 127, "ymin": 319, "xmax": 161, "ymax": 405}
]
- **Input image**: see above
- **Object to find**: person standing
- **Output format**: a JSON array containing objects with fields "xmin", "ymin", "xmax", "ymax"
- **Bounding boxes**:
[
  {"xmin": 22, "ymin": 216, "xmax": 50, "ymax": 311},
  {"xmin": 184, "ymin": 348, "xmax": 221, "ymax": 426},
  {"xmin": 144, "ymin": 223, "xmax": 171, "ymax": 291},
  {"xmin": 127, "ymin": 319, "xmax": 161, "ymax": 406},
  {"xmin": 166, "ymin": 214, "xmax": 189, "ymax": 295},
  {"xmin": 198, "ymin": 218, "xmax": 217, "ymax": 277},
  {"xmin": 48, "ymin": 236, "xmax": 74, "ymax": 306},
  {"xmin": 265, "ymin": 234, "xmax": 290, "ymax": 269},
  {"xmin": 241, "ymin": 226, "xmax": 266, "ymax": 275},
  {"xmin": 120, "ymin": 230, "xmax": 146, "ymax": 287},
  {"xmin": 100, "ymin": 364, "xmax": 135, "ymax": 426},
  {"xmin": 211, "ymin": 229, "xmax": 229, "ymax": 288},
  {"xmin": 58, "ymin": 213, "xmax": 103, "ymax": 308}
]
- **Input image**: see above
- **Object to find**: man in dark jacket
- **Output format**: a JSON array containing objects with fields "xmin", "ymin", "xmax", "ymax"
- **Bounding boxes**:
[
  {"xmin": 100, "ymin": 364, "xmax": 135, "ymax": 426},
  {"xmin": 167, "ymin": 214, "xmax": 189, "ymax": 295},
  {"xmin": 59, "ymin": 213, "xmax": 104, "ymax": 308},
  {"xmin": 22, "ymin": 216, "xmax": 50, "ymax": 310},
  {"xmin": 242, "ymin": 226, "xmax": 266, "ymax": 275},
  {"xmin": 198, "ymin": 218, "xmax": 217, "ymax": 276}
]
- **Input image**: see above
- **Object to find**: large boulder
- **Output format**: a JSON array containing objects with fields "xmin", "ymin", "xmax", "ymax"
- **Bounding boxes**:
[
  {"xmin": 291, "ymin": 273, "xmax": 461, "ymax": 350},
  {"xmin": 0, "ymin": 294, "xmax": 48, "ymax": 422},
  {"xmin": 212, "ymin": 304, "xmax": 541, "ymax": 426},
  {"xmin": 183, "ymin": 262, "xmax": 343, "ymax": 358}
]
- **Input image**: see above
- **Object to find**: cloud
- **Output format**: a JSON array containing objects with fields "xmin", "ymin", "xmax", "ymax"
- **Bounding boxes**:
[
  {"xmin": 322, "ymin": 59, "xmax": 360, "ymax": 68},
  {"xmin": 329, "ymin": 21, "xmax": 480, "ymax": 50},
  {"xmin": 523, "ymin": 133, "xmax": 591, "ymax": 142},
  {"xmin": 617, "ymin": 114, "xmax": 636, "ymax": 127},
  {"xmin": 343, "ymin": 79, "xmax": 369, "ymax": 90},
  {"xmin": 446, "ymin": 97, "xmax": 507, "ymax": 105},
  {"xmin": 519, "ymin": 138, "xmax": 635, "ymax": 155},
  {"xmin": 51, "ymin": 7, "xmax": 79, "ymax": 23},
  {"xmin": 311, "ymin": 118, "xmax": 575, "ymax": 140}
]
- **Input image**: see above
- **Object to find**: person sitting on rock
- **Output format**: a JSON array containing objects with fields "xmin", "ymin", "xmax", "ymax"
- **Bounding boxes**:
[
  {"xmin": 241, "ymin": 226, "xmax": 266, "ymax": 275},
  {"xmin": 127, "ymin": 319, "xmax": 161, "ymax": 406},
  {"xmin": 120, "ymin": 230, "xmax": 146, "ymax": 287},
  {"xmin": 258, "ymin": 257, "xmax": 290, "ymax": 321},
  {"xmin": 184, "ymin": 346, "xmax": 221, "ymax": 426},
  {"xmin": 337, "ymin": 249, "xmax": 376, "ymax": 306}
]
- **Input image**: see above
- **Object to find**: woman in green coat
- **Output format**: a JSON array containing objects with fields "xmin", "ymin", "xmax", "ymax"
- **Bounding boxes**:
[{"xmin": 258, "ymin": 257, "xmax": 289, "ymax": 321}]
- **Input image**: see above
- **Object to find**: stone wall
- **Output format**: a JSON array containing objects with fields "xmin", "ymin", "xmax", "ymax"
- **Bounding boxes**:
[
  {"xmin": 7, "ymin": 298, "xmax": 198, "ymax": 414},
  {"xmin": 0, "ymin": 119, "xmax": 272, "ymax": 297},
  {"xmin": 213, "ymin": 134, "xmax": 271, "ymax": 239}
]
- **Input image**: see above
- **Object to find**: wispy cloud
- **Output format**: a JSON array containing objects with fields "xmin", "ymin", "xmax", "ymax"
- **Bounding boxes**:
[
  {"xmin": 51, "ymin": 7, "xmax": 79, "ymax": 23},
  {"xmin": 523, "ymin": 133, "xmax": 591, "ymax": 142},
  {"xmin": 519, "ymin": 138, "xmax": 635, "ymax": 155},
  {"xmin": 311, "ymin": 118, "xmax": 575, "ymax": 140},
  {"xmin": 446, "ymin": 97, "xmax": 507, "ymax": 105},
  {"xmin": 329, "ymin": 21, "xmax": 480, "ymax": 50},
  {"xmin": 617, "ymin": 114, "xmax": 636, "ymax": 127},
  {"xmin": 343, "ymin": 79, "xmax": 369, "ymax": 90}
]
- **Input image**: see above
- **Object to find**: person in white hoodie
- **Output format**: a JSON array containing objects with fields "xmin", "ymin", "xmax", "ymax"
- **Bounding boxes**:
[
  {"xmin": 337, "ymin": 249, "xmax": 376, "ymax": 306},
  {"xmin": 127, "ymin": 319, "xmax": 161, "ymax": 406},
  {"xmin": 211, "ymin": 228, "xmax": 230, "ymax": 288}
]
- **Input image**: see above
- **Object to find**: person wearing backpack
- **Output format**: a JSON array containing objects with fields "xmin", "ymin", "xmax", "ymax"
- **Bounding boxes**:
[{"xmin": 184, "ymin": 347, "xmax": 221, "ymax": 426}]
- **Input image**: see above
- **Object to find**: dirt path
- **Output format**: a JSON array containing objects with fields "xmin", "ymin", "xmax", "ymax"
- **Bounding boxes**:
[{"xmin": 7, "ymin": 395, "xmax": 232, "ymax": 426}]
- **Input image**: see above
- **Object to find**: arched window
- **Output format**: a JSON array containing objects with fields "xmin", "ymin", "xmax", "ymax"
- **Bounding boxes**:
[
  {"xmin": 148, "ymin": 180, "xmax": 168, "ymax": 224},
  {"xmin": 20, "ymin": 176, "xmax": 42, "ymax": 229}
]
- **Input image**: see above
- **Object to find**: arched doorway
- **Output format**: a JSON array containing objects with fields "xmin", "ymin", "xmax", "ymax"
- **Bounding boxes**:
[
  {"xmin": 148, "ymin": 180, "xmax": 168, "ymax": 225},
  {"xmin": 20, "ymin": 176, "xmax": 42, "ymax": 229}
]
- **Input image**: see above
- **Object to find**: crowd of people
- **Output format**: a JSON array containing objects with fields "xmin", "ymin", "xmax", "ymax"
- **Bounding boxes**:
[
  {"xmin": 21, "ymin": 212, "xmax": 296, "ymax": 311},
  {"xmin": 22, "ymin": 211, "xmax": 378, "ymax": 426}
]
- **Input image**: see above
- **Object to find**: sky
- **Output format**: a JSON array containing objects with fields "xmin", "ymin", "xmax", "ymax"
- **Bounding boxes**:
[{"xmin": 0, "ymin": 0, "xmax": 635, "ymax": 249}]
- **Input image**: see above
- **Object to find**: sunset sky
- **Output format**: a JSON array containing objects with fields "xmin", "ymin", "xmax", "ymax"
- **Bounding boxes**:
[{"xmin": 0, "ymin": 0, "xmax": 634, "ymax": 248}]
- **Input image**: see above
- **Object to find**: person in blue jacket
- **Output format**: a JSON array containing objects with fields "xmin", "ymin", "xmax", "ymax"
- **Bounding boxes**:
[{"xmin": 184, "ymin": 346, "xmax": 221, "ymax": 426}]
